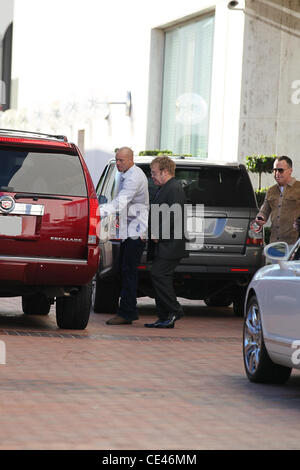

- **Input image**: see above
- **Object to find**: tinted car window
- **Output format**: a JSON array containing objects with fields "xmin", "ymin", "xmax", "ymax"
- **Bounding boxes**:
[
  {"xmin": 0, "ymin": 147, "xmax": 87, "ymax": 196},
  {"xmin": 140, "ymin": 164, "xmax": 256, "ymax": 207}
]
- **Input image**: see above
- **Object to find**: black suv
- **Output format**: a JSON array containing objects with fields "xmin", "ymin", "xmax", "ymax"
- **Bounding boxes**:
[{"xmin": 93, "ymin": 156, "xmax": 264, "ymax": 316}]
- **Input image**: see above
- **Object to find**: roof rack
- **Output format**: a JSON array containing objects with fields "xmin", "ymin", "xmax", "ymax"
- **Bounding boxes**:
[{"xmin": 0, "ymin": 128, "xmax": 68, "ymax": 142}]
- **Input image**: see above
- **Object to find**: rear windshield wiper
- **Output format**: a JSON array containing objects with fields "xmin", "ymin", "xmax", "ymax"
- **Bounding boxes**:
[{"xmin": 14, "ymin": 193, "xmax": 73, "ymax": 201}]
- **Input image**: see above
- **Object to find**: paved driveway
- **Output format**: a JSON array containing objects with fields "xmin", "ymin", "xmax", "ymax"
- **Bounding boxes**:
[{"xmin": 0, "ymin": 296, "xmax": 299, "ymax": 450}]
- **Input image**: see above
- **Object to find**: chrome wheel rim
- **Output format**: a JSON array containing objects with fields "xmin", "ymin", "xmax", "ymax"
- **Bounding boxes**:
[{"xmin": 244, "ymin": 300, "xmax": 262, "ymax": 375}]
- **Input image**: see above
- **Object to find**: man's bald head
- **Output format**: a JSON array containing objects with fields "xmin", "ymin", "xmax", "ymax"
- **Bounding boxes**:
[{"xmin": 115, "ymin": 147, "xmax": 134, "ymax": 173}]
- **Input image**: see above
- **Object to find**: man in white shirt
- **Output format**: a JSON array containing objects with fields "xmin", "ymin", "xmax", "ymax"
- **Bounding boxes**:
[{"xmin": 100, "ymin": 147, "xmax": 149, "ymax": 325}]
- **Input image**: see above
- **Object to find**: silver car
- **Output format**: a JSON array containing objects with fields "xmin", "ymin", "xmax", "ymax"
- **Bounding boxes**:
[{"xmin": 243, "ymin": 240, "xmax": 300, "ymax": 384}]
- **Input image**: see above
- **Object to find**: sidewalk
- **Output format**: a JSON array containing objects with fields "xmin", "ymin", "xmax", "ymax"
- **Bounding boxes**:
[{"xmin": 0, "ymin": 296, "xmax": 299, "ymax": 450}]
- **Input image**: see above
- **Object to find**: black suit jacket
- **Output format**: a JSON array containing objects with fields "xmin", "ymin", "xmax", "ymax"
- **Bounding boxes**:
[{"xmin": 148, "ymin": 177, "xmax": 187, "ymax": 260}]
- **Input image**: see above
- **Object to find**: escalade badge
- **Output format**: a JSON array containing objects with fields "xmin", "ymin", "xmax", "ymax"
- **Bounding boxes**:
[
  {"xmin": 50, "ymin": 236, "xmax": 83, "ymax": 243},
  {"xmin": 0, "ymin": 195, "xmax": 15, "ymax": 213}
]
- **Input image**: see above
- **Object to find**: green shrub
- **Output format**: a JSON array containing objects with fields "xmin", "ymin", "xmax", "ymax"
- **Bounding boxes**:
[
  {"xmin": 246, "ymin": 154, "xmax": 276, "ymax": 189},
  {"xmin": 255, "ymin": 186, "xmax": 269, "ymax": 208},
  {"xmin": 138, "ymin": 149, "xmax": 173, "ymax": 156},
  {"xmin": 138, "ymin": 150, "xmax": 192, "ymax": 158}
]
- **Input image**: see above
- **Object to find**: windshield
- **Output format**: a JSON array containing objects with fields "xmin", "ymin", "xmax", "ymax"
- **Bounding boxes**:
[{"xmin": 0, "ymin": 146, "xmax": 87, "ymax": 197}]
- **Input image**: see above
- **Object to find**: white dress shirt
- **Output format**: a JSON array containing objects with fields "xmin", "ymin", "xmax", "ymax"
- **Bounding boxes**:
[{"xmin": 99, "ymin": 164, "xmax": 149, "ymax": 239}]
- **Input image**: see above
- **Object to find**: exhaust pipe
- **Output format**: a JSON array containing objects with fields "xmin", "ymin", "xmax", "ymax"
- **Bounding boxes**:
[{"xmin": 64, "ymin": 287, "xmax": 79, "ymax": 297}]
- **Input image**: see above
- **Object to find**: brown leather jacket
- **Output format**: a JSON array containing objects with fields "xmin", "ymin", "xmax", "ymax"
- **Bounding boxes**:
[{"xmin": 259, "ymin": 178, "xmax": 300, "ymax": 244}]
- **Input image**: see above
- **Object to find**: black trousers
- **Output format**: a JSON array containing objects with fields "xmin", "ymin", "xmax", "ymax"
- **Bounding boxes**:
[
  {"xmin": 117, "ymin": 237, "xmax": 144, "ymax": 321},
  {"xmin": 150, "ymin": 256, "xmax": 183, "ymax": 321}
]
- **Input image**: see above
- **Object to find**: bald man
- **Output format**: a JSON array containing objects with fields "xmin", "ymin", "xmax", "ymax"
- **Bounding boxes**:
[{"xmin": 100, "ymin": 147, "xmax": 149, "ymax": 325}]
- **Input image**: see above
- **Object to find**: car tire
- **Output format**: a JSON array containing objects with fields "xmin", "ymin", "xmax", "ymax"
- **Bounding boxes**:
[
  {"xmin": 93, "ymin": 275, "xmax": 120, "ymax": 314},
  {"xmin": 56, "ymin": 282, "xmax": 92, "ymax": 329},
  {"xmin": 22, "ymin": 294, "xmax": 51, "ymax": 316},
  {"xmin": 204, "ymin": 294, "xmax": 232, "ymax": 307},
  {"xmin": 232, "ymin": 287, "xmax": 248, "ymax": 317},
  {"xmin": 243, "ymin": 295, "xmax": 292, "ymax": 384},
  {"xmin": 233, "ymin": 298, "xmax": 244, "ymax": 316}
]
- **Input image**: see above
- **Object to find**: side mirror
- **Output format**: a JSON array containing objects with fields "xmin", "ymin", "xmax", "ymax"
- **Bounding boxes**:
[{"xmin": 264, "ymin": 242, "xmax": 289, "ymax": 262}]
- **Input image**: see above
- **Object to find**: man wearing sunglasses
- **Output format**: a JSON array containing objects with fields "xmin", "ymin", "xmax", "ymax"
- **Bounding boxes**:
[{"xmin": 255, "ymin": 156, "xmax": 300, "ymax": 245}]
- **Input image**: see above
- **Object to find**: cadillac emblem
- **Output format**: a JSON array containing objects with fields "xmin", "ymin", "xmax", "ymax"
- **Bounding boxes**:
[{"xmin": 0, "ymin": 195, "xmax": 15, "ymax": 213}]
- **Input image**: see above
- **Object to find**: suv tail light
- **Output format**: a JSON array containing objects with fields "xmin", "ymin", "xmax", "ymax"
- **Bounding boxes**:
[
  {"xmin": 246, "ymin": 222, "xmax": 264, "ymax": 246},
  {"xmin": 246, "ymin": 236, "xmax": 264, "ymax": 246},
  {"xmin": 88, "ymin": 198, "xmax": 100, "ymax": 245}
]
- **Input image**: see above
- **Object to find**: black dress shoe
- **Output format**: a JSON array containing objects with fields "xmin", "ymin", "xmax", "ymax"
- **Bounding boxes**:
[
  {"xmin": 175, "ymin": 309, "xmax": 184, "ymax": 320},
  {"xmin": 144, "ymin": 315, "xmax": 176, "ymax": 328},
  {"xmin": 144, "ymin": 319, "xmax": 162, "ymax": 328}
]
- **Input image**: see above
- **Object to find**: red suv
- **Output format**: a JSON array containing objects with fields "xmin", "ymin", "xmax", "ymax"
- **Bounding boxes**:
[{"xmin": 0, "ymin": 129, "xmax": 100, "ymax": 329}]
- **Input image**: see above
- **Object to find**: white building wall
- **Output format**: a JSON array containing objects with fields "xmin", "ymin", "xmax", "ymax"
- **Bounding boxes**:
[
  {"xmin": 7, "ymin": 0, "xmax": 245, "ymax": 184},
  {"xmin": 0, "ymin": 0, "xmax": 13, "ymax": 37},
  {"xmin": 239, "ymin": 0, "xmax": 300, "ymax": 188},
  {"xmin": 0, "ymin": 0, "xmax": 14, "ymax": 107},
  {"xmin": 209, "ymin": 0, "xmax": 245, "ymax": 163}
]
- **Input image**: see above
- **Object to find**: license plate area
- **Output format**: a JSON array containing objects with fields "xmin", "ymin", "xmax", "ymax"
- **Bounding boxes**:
[{"xmin": 0, "ymin": 216, "xmax": 22, "ymax": 236}]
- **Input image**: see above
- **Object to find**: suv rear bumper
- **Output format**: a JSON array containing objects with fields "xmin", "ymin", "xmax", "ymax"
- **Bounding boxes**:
[
  {"xmin": 137, "ymin": 266, "xmax": 258, "ymax": 301},
  {"xmin": 0, "ymin": 246, "xmax": 100, "ymax": 286},
  {"xmin": 98, "ymin": 241, "xmax": 263, "ymax": 299}
]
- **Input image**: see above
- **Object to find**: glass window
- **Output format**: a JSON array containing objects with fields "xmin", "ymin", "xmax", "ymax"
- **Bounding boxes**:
[
  {"xmin": 139, "ymin": 164, "xmax": 257, "ymax": 208},
  {"xmin": 176, "ymin": 167, "xmax": 256, "ymax": 207},
  {"xmin": 160, "ymin": 15, "xmax": 214, "ymax": 158},
  {"xmin": 0, "ymin": 146, "xmax": 87, "ymax": 197}
]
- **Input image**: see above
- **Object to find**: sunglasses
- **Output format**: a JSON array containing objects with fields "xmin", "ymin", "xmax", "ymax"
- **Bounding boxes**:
[{"xmin": 273, "ymin": 168, "xmax": 289, "ymax": 174}]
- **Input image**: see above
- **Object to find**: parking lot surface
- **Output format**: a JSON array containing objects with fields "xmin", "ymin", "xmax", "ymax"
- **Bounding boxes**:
[{"xmin": 0, "ymin": 296, "xmax": 300, "ymax": 450}]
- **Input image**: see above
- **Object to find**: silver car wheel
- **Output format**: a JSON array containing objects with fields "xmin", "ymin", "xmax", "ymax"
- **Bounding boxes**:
[
  {"xmin": 243, "ymin": 295, "xmax": 292, "ymax": 384},
  {"xmin": 244, "ymin": 300, "xmax": 262, "ymax": 375}
]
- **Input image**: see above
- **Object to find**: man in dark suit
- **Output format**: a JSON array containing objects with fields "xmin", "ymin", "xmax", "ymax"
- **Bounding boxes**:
[{"xmin": 145, "ymin": 156, "xmax": 186, "ymax": 329}]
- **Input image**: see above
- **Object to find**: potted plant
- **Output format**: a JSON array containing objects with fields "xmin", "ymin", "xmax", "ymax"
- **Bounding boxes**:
[
  {"xmin": 245, "ymin": 154, "xmax": 276, "ymax": 190},
  {"xmin": 138, "ymin": 149, "xmax": 173, "ymax": 156},
  {"xmin": 138, "ymin": 150, "xmax": 192, "ymax": 158}
]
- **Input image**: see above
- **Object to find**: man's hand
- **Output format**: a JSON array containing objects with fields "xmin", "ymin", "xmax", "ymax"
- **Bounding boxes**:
[
  {"xmin": 255, "ymin": 215, "xmax": 266, "ymax": 226},
  {"xmin": 293, "ymin": 216, "xmax": 300, "ymax": 233}
]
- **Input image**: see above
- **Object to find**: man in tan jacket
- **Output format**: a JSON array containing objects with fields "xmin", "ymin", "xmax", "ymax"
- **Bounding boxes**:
[{"xmin": 255, "ymin": 156, "xmax": 300, "ymax": 245}]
